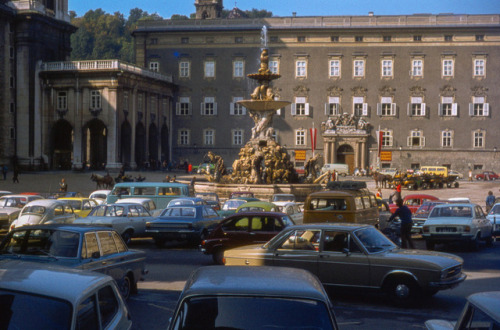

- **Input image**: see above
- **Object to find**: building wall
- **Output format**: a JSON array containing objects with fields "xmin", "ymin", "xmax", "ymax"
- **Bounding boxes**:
[{"xmin": 134, "ymin": 14, "xmax": 500, "ymax": 174}]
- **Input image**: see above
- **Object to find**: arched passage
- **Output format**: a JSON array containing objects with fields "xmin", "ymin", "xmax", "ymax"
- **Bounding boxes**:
[
  {"xmin": 337, "ymin": 144, "xmax": 354, "ymax": 174},
  {"xmin": 135, "ymin": 122, "xmax": 146, "ymax": 169},
  {"xmin": 51, "ymin": 119, "xmax": 73, "ymax": 170},
  {"xmin": 83, "ymin": 119, "xmax": 107, "ymax": 170},
  {"xmin": 121, "ymin": 120, "xmax": 132, "ymax": 166}
]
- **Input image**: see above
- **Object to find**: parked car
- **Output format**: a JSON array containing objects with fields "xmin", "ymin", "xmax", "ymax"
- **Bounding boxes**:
[
  {"xmin": 425, "ymin": 291, "xmax": 500, "ymax": 330},
  {"xmin": 194, "ymin": 192, "xmax": 221, "ymax": 211},
  {"xmin": 166, "ymin": 197, "xmax": 207, "ymax": 208},
  {"xmin": 486, "ymin": 203, "xmax": 500, "ymax": 235},
  {"xmin": 218, "ymin": 197, "xmax": 260, "ymax": 218},
  {"xmin": 280, "ymin": 202, "xmax": 304, "ymax": 224},
  {"xmin": 389, "ymin": 194, "xmax": 439, "ymax": 214},
  {"xmin": 74, "ymin": 203, "xmax": 154, "ymax": 244},
  {"xmin": 0, "ymin": 260, "xmax": 133, "ymax": 329},
  {"xmin": 115, "ymin": 197, "xmax": 160, "ymax": 216},
  {"xmin": 0, "ymin": 194, "xmax": 44, "ymax": 230},
  {"xmin": 223, "ymin": 223, "xmax": 466, "ymax": 303},
  {"xmin": 58, "ymin": 197, "xmax": 99, "ymax": 218},
  {"xmin": 10, "ymin": 199, "xmax": 78, "ymax": 230},
  {"xmin": 229, "ymin": 191, "xmax": 255, "ymax": 199},
  {"xmin": 0, "ymin": 224, "xmax": 148, "ymax": 299},
  {"xmin": 412, "ymin": 200, "xmax": 448, "ymax": 234},
  {"xmin": 448, "ymin": 170, "xmax": 464, "ymax": 179},
  {"xmin": 0, "ymin": 190, "xmax": 12, "ymax": 197},
  {"xmin": 270, "ymin": 193, "xmax": 296, "ymax": 206},
  {"xmin": 475, "ymin": 171, "xmax": 500, "ymax": 181},
  {"xmin": 200, "ymin": 211, "xmax": 295, "ymax": 264},
  {"xmin": 422, "ymin": 203, "xmax": 493, "ymax": 250},
  {"xmin": 146, "ymin": 204, "xmax": 223, "ymax": 247},
  {"xmin": 168, "ymin": 266, "xmax": 338, "ymax": 330},
  {"xmin": 88, "ymin": 189, "xmax": 111, "ymax": 205},
  {"xmin": 236, "ymin": 201, "xmax": 279, "ymax": 213}
]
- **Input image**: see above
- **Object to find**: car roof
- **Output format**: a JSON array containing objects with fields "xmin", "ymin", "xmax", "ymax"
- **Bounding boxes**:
[
  {"xmin": 8, "ymin": 223, "xmax": 118, "ymax": 233},
  {"xmin": 467, "ymin": 291, "xmax": 500, "ymax": 323},
  {"xmin": 225, "ymin": 211, "xmax": 288, "ymax": 218},
  {"xmin": 238, "ymin": 201, "xmax": 276, "ymax": 207},
  {"xmin": 115, "ymin": 198, "xmax": 153, "ymax": 203},
  {"xmin": 24, "ymin": 199, "xmax": 69, "ymax": 207},
  {"xmin": 183, "ymin": 266, "xmax": 329, "ymax": 301},
  {"xmin": 1, "ymin": 194, "xmax": 42, "ymax": 198},
  {"xmin": 58, "ymin": 197, "xmax": 92, "ymax": 201},
  {"xmin": 432, "ymin": 203, "xmax": 478, "ymax": 208},
  {"xmin": 0, "ymin": 259, "xmax": 113, "ymax": 304},
  {"xmin": 289, "ymin": 223, "xmax": 371, "ymax": 231},
  {"xmin": 404, "ymin": 194, "xmax": 439, "ymax": 199}
]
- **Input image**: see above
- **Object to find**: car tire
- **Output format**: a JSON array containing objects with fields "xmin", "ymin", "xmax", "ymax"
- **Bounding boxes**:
[
  {"xmin": 385, "ymin": 277, "xmax": 417, "ymax": 305},
  {"xmin": 119, "ymin": 275, "xmax": 132, "ymax": 300},
  {"xmin": 425, "ymin": 240, "xmax": 435, "ymax": 250},
  {"xmin": 212, "ymin": 248, "xmax": 224, "ymax": 265}
]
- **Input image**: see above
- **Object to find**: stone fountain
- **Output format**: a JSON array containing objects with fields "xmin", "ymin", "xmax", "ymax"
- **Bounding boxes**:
[{"xmin": 192, "ymin": 28, "xmax": 323, "ymax": 201}]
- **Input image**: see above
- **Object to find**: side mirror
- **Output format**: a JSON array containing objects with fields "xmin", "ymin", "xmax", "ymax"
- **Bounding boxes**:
[{"xmin": 91, "ymin": 251, "xmax": 101, "ymax": 259}]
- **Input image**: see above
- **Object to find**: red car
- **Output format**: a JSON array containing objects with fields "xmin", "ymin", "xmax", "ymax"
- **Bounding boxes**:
[
  {"xmin": 389, "ymin": 193, "xmax": 439, "ymax": 214},
  {"xmin": 200, "ymin": 211, "xmax": 295, "ymax": 264},
  {"xmin": 475, "ymin": 171, "xmax": 499, "ymax": 181}
]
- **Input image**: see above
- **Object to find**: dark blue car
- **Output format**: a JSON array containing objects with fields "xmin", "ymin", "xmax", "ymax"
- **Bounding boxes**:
[{"xmin": 0, "ymin": 224, "xmax": 148, "ymax": 299}]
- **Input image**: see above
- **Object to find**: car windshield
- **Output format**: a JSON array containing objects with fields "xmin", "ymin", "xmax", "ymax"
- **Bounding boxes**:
[
  {"xmin": 489, "ymin": 205, "xmax": 500, "ymax": 215},
  {"xmin": 273, "ymin": 195, "xmax": 295, "ymax": 202},
  {"xmin": 414, "ymin": 203, "xmax": 440, "ymax": 216},
  {"xmin": 0, "ymin": 229, "xmax": 80, "ymax": 258},
  {"xmin": 90, "ymin": 194, "xmax": 107, "ymax": 199},
  {"xmin": 0, "ymin": 197, "xmax": 25, "ymax": 208},
  {"xmin": 222, "ymin": 200, "xmax": 245, "ymax": 210},
  {"xmin": 21, "ymin": 205, "xmax": 46, "ymax": 215},
  {"xmin": 429, "ymin": 206, "xmax": 472, "ymax": 218},
  {"xmin": 195, "ymin": 194, "xmax": 218, "ymax": 202},
  {"xmin": 238, "ymin": 207, "xmax": 266, "ymax": 212},
  {"xmin": 171, "ymin": 296, "xmax": 334, "ymax": 330},
  {"xmin": 354, "ymin": 227, "xmax": 396, "ymax": 253},
  {"xmin": 63, "ymin": 200, "xmax": 82, "ymax": 210},
  {"xmin": 0, "ymin": 288, "xmax": 72, "ymax": 329},
  {"xmin": 161, "ymin": 207, "xmax": 196, "ymax": 218}
]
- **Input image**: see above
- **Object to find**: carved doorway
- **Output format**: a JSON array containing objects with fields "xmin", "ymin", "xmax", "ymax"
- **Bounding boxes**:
[
  {"xmin": 337, "ymin": 144, "xmax": 354, "ymax": 174},
  {"xmin": 51, "ymin": 119, "xmax": 73, "ymax": 170},
  {"xmin": 83, "ymin": 119, "xmax": 107, "ymax": 170}
]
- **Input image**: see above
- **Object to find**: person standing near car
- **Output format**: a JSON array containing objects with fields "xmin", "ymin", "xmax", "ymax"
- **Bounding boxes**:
[
  {"xmin": 59, "ymin": 178, "xmax": 68, "ymax": 192},
  {"xmin": 389, "ymin": 198, "xmax": 414, "ymax": 249},
  {"xmin": 486, "ymin": 191, "xmax": 495, "ymax": 213}
]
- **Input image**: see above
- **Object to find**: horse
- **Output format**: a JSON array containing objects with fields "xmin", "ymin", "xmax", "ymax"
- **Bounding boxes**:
[
  {"xmin": 373, "ymin": 172, "xmax": 391, "ymax": 189},
  {"xmin": 90, "ymin": 173, "xmax": 115, "ymax": 189}
]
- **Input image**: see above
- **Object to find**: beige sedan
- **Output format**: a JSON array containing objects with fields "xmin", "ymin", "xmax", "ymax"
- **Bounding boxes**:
[{"xmin": 224, "ymin": 223, "xmax": 466, "ymax": 304}]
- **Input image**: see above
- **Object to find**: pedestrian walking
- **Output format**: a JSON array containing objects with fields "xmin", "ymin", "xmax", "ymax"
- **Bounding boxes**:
[
  {"xmin": 12, "ymin": 166, "xmax": 19, "ymax": 183},
  {"xmin": 468, "ymin": 169, "xmax": 473, "ymax": 182},
  {"xmin": 59, "ymin": 178, "xmax": 68, "ymax": 192},
  {"xmin": 486, "ymin": 191, "xmax": 495, "ymax": 213},
  {"xmin": 389, "ymin": 198, "xmax": 414, "ymax": 249},
  {"xmin": 1, "ymin": 164, "xmax": 7, "ymax": 180}
]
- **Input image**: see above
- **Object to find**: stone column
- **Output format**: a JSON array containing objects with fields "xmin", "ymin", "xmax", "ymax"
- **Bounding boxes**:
[
  {"xmin": 130, "ymin": 88, "xmax": 137, "ymax": 169},
  {"xmin": 331, "ymin": 139, "xmax": 337, "ymax": 163},
  {"xmin": 71, "ymin": 85, "xmax": 83, "ymax": 169},
  {"xmin": 361, "ymin": 141, "xmax": 366, "ymax": 170},
  {"xmin": 354, "ymin": 141, "xmax": 360, "ymax": 169},
  {"xmin": 106, "ymin": 87, "xmax": 120, "ymax": 169},
  {"xmin": 323, "ymin": 139, "xmax": 330, "ymax": 164}
]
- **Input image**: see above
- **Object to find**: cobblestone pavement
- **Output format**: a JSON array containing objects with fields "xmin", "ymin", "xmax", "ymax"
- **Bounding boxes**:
[{"xmin": 0, "ymin": 170, "xmax": 498, "ymax": 210}]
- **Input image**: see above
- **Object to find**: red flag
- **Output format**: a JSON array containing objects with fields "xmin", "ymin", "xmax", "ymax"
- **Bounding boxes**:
[
  {"xmin": 378, "ymin": 130, "xmax": 383, "ymax": 156},
  {"xmin": 310, "ymin": 128, "xmax": 317, "ymax": 153}
]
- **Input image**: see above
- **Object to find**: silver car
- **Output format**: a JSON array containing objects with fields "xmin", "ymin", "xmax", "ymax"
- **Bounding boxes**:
[
  {"xmin": 10, "ymin": 199, "xmax": 77, "ymax": 230},
  {"xmin": 422, "ymin": 203, "xmax": 493, "ymax": 250},
  {"xmin": 486, "ymin": 203, "xmax": 500, "ymax": 235}
]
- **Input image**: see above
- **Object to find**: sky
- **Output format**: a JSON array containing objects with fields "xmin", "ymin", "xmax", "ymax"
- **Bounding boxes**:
[{"xmin": 70, "ymin": 0, "xmax": 500, "ymax": 18}]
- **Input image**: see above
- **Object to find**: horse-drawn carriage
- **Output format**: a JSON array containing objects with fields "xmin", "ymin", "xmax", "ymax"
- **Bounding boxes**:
[{"xmin": 388, "ymin": 172, "xmax": 459, "ymax": 190}]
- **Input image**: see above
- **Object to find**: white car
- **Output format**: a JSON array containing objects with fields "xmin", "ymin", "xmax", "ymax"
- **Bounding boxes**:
[
  {"xmin": 270, "ymin": 193, "xmax": 296, "ymax": 207},
  {"xmin": 425, "ymin": 291, "xmax": 500, "ymax": 329},
  {"xmin": 0, "ymin": 194, "xmax": 44, "ymax": 230},
  {"xmin": 115, "ymin": 197, "xmax": 160, "ymax": 216},
  {"xmin": 280, "ymin": 202, "xmax": 303, "ymax": 225},
  {"xmin": 10, "ymin": 199, "xmax": 77, "ymax": 230},
  {"xmin": 486, "ymin": 203, "xmax": 500, "ymax": 235},
  {"xmin": 422, "ymin": 203, "xmax": 493, "ymax": 250},
  {"xmin": 88, "ymin": 189, "xmax": 111, "ymax": 205},
  {"xmin": 0, "ymin": 259, "xmax": 132, "ymax": 329}
]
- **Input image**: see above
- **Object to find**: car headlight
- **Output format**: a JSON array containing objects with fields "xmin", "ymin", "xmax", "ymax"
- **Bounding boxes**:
[
  {"xmin": 464, "ymin": 226, "xmax": 470, "ymax": 232},
  {"xmin": 423, "ymin": 226, "xmax": 429, "ymax": 233}
]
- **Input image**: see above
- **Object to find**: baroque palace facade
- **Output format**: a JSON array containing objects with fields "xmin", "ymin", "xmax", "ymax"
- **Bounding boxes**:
[{"xmin": 134, "ymin": 0, "xmax": 500, "ymax": 174}]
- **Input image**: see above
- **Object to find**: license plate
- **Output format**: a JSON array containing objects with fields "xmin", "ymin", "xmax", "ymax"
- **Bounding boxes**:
[{"xmin": 436, "ymin": 227, "xmax": 456, "ymax": 233}]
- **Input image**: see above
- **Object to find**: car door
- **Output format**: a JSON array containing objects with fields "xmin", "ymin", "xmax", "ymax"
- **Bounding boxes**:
[
  {"xmin": 250, "ymin": 215, "xmax": 284, "ymax": 242},
  {"xmin": 219, "ymin": 215, "xmax": 252, "ymax": 249},
  {"xmin": 475, "ymin": 205, "xmax": 492, "ymax": 238},
  {"xmin": 80, "ymin": 232, "xmax": 108, "ymax": 275},
  {"xmin": 127, "ymin": 205, "xmax": 149, "ymax": 236},
  {"xmin": 95, "ymin": 231, "xmax": 123, "ymax": 281},
  {"xmin": 317, "ymin": 231, "xmax": 370, "ymax": 287},
  {"xmin": 202, "ymin": 205, "xmax": 221, "ymax": 231},
  {"xmin": 272, "ymin": 229, "xmax": 320, "ymax": 277}
]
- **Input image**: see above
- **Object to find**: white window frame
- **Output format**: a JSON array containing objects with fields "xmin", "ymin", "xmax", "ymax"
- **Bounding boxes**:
[
  {"xmin": 473, "ymin": 130, "xmax": 485, "ymax": 148},
  {"xmin": 149, "ymin": 61, "xmax": 159, "ymax": 72},
  {"xmin": 295, "ymin": 129, "xmax": 306, "ymax": 146},
  {"xmin": 411, "ymin": 59, "xmax": 423, "ymax": 77},
  {"xmin": 232, "ymin": 129, "xmax": 244, "ymax": 146},
  {"xmin": 179, "ymin": 129, "xmax": 190, "ymax": 145},
  {"xmin": 407, "ymin": 130, "xmax": 425, "ymax": 147},
  {"xmin": 353, "ymin": 96, "xmax": 368, "ymax": 116},
  {"xmin": 441, "ymin": 130, "xmax": 453, "ymax": 147},
  {"xmin": 473, "ymin": 58, "xmax": 485, "ymax": 77},
  {"xmin": 230, "ymin": 96, "xmax": 246, "ymax": 115},
  {"xmin": 379, "ymin": 130, "xmax": 393, "ymax": 147},
  {"xmin": 325, "ymin": 96, "xmax": 340, "ymax": 116},
  {"xmin": 203, "ymin": 129, "xmax": 215, "ymax": 146},
  {"xmin": 204, "ymin": 60, "xmax": 215, "ymax": 78},
  {"xmin": 90, "ymin": 90, "xmax": 101, "ymax": 109},
  {"xmin": 201, "ymin": 97, "xmax": 217, "ymax": 116},
  {"xmin": 381, "ymin": 59, "xmax": 393, "ymax": 78},
  {"xmin": 377, "ymin": 97, "xmax": 396, "ymax": 116},
  {"xmin": 57, "ymin": 91, "xmax": 67, "ymax": 110},
  {"xmin": 469, "ymin": 96, "xmax": 489, "ymax": 117},
  {"xmin": 438, "ymin": 97, "xmax": 457, "ymax": 116},
  {"xmin": 353, "ymin": 59, "xmax": 365, "ymax": 78},
  {"xmin": 442, "ymin": 59, "xmax": 454, "ymax": 77},
  {"xmin": 233, "ymin": 60, "xmax": 244, "ymax": 78},
  {"xmin": 269, "ymin": 60, "xmax": 279, "ymax": 74},
  {"xmin": 329, "ymin": 59, "xmax": 340, "ymax": 78},
  {"xmin": 296, "ymin": 60, "xmax": 307, "ymax": 78},
  {"xmin": 179, "ymin": 61, "xmax": 190, "ymax": 78},
  {"xmin": 408, "ymin": 97, "xmax": 426, "ymax": 117},
  {"xmin": 291, "ymin": 97, "xmax": 309, "ymax": 116},
  {"xmin": 176, "ymin": 97, "xmax": 192, "ymax": 116}
]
